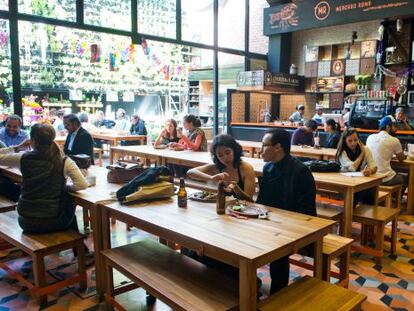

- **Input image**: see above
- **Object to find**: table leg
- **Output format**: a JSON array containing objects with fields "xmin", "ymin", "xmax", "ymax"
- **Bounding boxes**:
[
  {"xmin": 109, "ymin": 149, "xmax": 114, "ymax": 165},
  {"xmin": 313, "ymin": 237, "xmax": 323, "ymax": 279},
  {"xmin": 90, "ymin": 204, "xmax": 104, "ymax": 298},
  {"xmin": 407, "ymin": 165, "xmax": 414, "ymax": 215},
  {"xmin": 239, "ymin": 259, "xmax": 257, "ymax": 311},
  {"xmin": 342, "ymin": 188, "xmax": 354, "ymax": 237}
]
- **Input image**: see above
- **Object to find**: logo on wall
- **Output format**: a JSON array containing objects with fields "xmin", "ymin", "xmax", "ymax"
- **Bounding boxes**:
[
  {"xmin": 269, "ymin": 3, "xmax": 299, "ymax": 30},
  {"xmin": 331, "ymin": 60, "xmax": 344, "ymax": 75},
  {"xmin": 314, "ymin": 1, "xmax": 330, "ymax": 21}
]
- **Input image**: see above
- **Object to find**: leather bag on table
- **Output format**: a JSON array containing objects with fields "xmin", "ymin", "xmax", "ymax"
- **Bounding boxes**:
[
  {"xmin": 304, "ymin": 160, "xmax": 341, "ymax": 172},
  {"xmin": 107, "ymin": 162, "xmax": 145, "ymax": 183},
  {"xmin": 69, "ymin": 154, "xmax": 91, "ymax": 169},
  {"xmin": 120, "ymin": 181, "xmax": 175, "ymax": 204}
]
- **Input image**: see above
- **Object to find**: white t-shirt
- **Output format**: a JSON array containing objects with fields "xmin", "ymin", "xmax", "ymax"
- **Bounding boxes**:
[{"xmin": 366, "ymin": 131, "xmax": 403, "ymax": 182}]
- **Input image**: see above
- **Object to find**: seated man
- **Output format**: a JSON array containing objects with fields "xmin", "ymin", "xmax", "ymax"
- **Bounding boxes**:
[
  {"xmin": 0, "ymin": 114, "xmax": 29, "ymax": 147},
  {"xmin": 366, "ymin": 115, "xmax": 408, "ymax": 194},
  {"xmin": 257, "ymin": 129, "xmax": 316, "ymax": 294},
  {"xmin": 291, "ymin": 119, "xmax": 318, "ymax": 146},
  {"xmin": 394, "ymin": 107, "xmax": 413, "ymax": 131},
  {"xmin": 63, "ymin": 114, "xmax": 94, "ymax": 165}
]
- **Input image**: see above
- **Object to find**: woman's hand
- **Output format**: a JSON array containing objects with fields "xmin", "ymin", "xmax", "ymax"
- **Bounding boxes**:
[
  {"xmin": 15, "ymin": 139, "xmax": 31, "ymax": 151},
  {"xmin": 211, "ymin": 172, "xmax": 229, "ymax": 182},
  {"xmin": 225, "ymin": 181, "xmax": 242, "ymax": 197},
  {"xmin": 362, "ymin": 166, "xmax": 371, "ymax": 176},
  {"xmin": 161, "ymin": 128, "xmax": 168, "ymax": 137}
]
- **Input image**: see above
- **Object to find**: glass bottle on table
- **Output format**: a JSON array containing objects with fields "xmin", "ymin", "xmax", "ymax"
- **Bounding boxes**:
[
  {"xmin": 177, "ymin": 178, "xmax": 187, "ymax": 208},
  {"xmin": 216, "ymin": 181, "xmax": 226, "ymax": 215}
]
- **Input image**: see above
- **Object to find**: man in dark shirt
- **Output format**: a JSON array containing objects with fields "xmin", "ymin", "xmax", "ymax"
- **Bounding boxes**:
[
  {"xmin": 291, "ymin": 119, "xmax": 318, "ymax": 146},
  {"xmin": 257, "ymin": 128, "xmax": 316, "ymax": 294}
]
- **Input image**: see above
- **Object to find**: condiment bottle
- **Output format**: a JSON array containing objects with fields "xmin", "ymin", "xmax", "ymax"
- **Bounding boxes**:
[
  {"xmin": 216, "ymin": 181, "xmax": 226, "ymax": 215},
  {"xmin": 177, "ymin": 178, "xmax": 187, "ymax": 208}
]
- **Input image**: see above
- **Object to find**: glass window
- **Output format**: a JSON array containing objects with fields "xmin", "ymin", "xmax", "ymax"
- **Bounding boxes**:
[
  {"xmin": 218, "ymin": 0, "xmax": 245, "ymax": 51},
  {"xmin": 84, "ymin": 0, "xmax": 131, "ymax": 31},
  {"xmin": 218, "ymin": 52, "xmax": 244, "ymax": 132},
  {"xmin": 138, "ymin": 0, "xmax": 176, "ymax": 38},
  {"xmin": 249, "ymin": 0, "xmax": 268, "ymax": 54},
  {"xmin": 18, "ymin": 0, "xmax": 76, "ymax": 21},
  {"xmin": 0, "ymin": 1, "xmax": 8, "ymax": 10},
  {"xmin": 0, "ymin": 19, "xmax": 12, "ymax": 115},
  {"xmin": 181, "ymin": 0, "xmax": 213, "ymax": 45}
]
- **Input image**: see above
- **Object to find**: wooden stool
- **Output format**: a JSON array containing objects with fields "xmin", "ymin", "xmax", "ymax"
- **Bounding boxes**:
[
  {"xmin": 101, "ymin": 239, "xmax": 238, "ymax": 311},
  {"xmin": 93, "ymin": 147, "xmax": 103, "ymax": 167},
  {"xmin": 258, "ymin": 276, "xmax": 366, "ymax": 311},
  {"xmin": 0, "ymin": 211, "xmax": 87, "ymax": 305},
  {"xmin": 378, "ymin": 191, "xmax": 391, "ymax": 208},
  {"xmin": 290, "ymin": 234, "xmax": 353, "ymax": 287},
  {"xmin": 316, "ymin": 202, "xmax": 343, "ymax": 234},
  {"xmin": 379, "ymin": 184, "xmax": 402, "ymax": 209},
  {"xmin": 352, "ymin": 205, "xmax": 400, "ymax": 264}
]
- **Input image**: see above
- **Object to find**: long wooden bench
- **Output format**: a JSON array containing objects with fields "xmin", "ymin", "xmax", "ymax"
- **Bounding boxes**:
[
  {"xmin": 0, "ymin": 211, "xmax": 87, "ymax": 305},
  {"xmin": 379, "ymin": 184, "xmax": 402, "ymax": 209},
  {"xmin": 290, "ymin": 234, "xmax": 353, "ymax": 287},
  {"xmin": 259, "ymin": 276, "xmax": 366, "ymax": 311},
  {"xmin": 352, "ymin": 205, "xmax": 400, "ymax": 264},
  {"xmin": 101, "ymin": 239, "xmax": 239, "ymax": 311}
]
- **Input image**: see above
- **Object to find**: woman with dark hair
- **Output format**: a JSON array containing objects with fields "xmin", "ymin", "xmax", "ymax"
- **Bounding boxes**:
[
  {"xmin": 187, "ymin": 134, "xmax": 255, "ymax": 201},
  {"xmin": 154, "ymin": 119, "xmax": 179, "ymax": 147},
  {"xmin": 0, "ymin": 123, "xmax": 88, "ymax": 233},
  {"xmin": 170, "ymin": 114, "xmax": 207, "ymax": 151},
  {"xmin": 336, "ymin": 128, "xmax": 377, "ymax": 205},
  {"xmin": 324, "ymin": 118, "xmax": 341, "ymax": 149}
]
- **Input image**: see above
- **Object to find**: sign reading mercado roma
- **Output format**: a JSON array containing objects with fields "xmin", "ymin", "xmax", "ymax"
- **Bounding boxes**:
[
  {"xmin": 237, "ymin": 70, "xmax": 304, "ymax": 93},
  {"xmin": 264, "ymin": 0, "xmax": 414, "ymax": 35}
]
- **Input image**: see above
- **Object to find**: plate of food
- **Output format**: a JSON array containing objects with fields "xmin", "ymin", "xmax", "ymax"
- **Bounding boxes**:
[
  {"xmin": 154, "ymin": 144, "xmax": 168, "ymax": 149},
  {"xmin": 227, "ymin": 202, "xmax": 268, "ymax": 218},
  {"xmin": 188, "ymin": 191, "xmax": 217, "ymax": 202}
]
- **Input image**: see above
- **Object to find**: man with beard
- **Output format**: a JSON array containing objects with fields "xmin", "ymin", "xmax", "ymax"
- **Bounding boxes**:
[
  {"xmin": 257, "ymin": 129, "xmax": 316, "ymax": 294},
  {"xmin": 366, "ymin": 116, "xmax": 407, "ymax": 194}
]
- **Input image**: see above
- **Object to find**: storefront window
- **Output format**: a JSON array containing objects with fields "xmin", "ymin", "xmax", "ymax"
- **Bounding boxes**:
[
  {"xmin": 0, "ymin": 19, "xmax": 12, "ymax": 116},
  {"xmin": 84, "ymin": 0, "xmax": 131, "ymax": 31},
  {"xmin": 18, "ymin": 0, "xmax": 76, "ymax": 21},
  {"xmin": 181, "ymin": 0, "xmax": 213, "ymax": 45},
  {"xmin": 249, "ymin": 0, "xmax": 268, "ymax": 54},
  {"xmin": 218, "ymin": 52, "xmax": 244, "ymax": 133},
  {"xmin": 218, "ymin": 0, "xmax": 245, "ymax": 51},
  {"xmin": 138, "ymin": 0, "xmax": 176, "ymax": 39},
  {"xmin": 0, "ymin": 1, "xmax": 8, "ymax": 10}
]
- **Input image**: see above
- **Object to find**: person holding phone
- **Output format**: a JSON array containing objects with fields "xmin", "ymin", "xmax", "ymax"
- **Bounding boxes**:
[{"xmin": 154, "ymin": 119, "xmax": 180, "ymax": 148}]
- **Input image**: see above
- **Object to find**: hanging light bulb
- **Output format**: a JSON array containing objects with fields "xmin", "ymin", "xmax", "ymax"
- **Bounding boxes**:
[{"xmin": 396, "ymin": 19, "xmax": 403, "ymax": 33}]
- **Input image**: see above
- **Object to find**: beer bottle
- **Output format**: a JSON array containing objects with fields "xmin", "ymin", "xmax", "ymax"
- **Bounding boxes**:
[
  {"xmin": 177, "ymin": 178, "xmax": 187, "ymax": 208},
  {"xmin": 216, "ymin": 181, "xmax": 226, "ymax": 215}
]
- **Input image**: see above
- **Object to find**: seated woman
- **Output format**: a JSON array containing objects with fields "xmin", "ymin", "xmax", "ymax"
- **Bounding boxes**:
[
  {"xmin": 336, "ymin": 128, "xmax": 377, "ymax": 205},
  {"xmin": 154, "ymin": 119, "xmax": 180, "ymax": 148},
  {"xmin": 0, "ymin": 124, "xmax": 89, "ymax": 234},
  {"xmin": 170, "ymin": 114, "xmax": 207, "ymax": 151},
  {"xmin": 324, "ymin": 119, "xmax": 341, "ymax": 149},
  {"xmin": 187, "ymin": 134, "xmax": 256, "ymax": 201}
]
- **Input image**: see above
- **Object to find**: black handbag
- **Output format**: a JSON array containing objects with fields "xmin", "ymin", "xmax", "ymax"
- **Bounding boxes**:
[
  {"xmin": 304, "ymin": 160, "xmax": 341, "ymax": 172},
  {"xmin": 69, "ymin": 154, "xmax": 91, "ymax": 169}
]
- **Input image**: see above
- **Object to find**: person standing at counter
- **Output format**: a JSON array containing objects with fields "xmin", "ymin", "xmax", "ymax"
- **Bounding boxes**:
[
  {"xmin": 312, "ymin": 105, "xmax": 325, "ymax": 126},
  {"xmin": 394, "ymin": 107, "xmax": 413, "ymax": 131},
  {"xmin": 324, "ymin": 119, "xmax": 341, "ymax": 149},
  {"xmin": 291, "ymin": 120, "xmax": 317, "ymax": 146},
  {"xmin": 366, "ymin": 116, "xmax": 408, "ymax": 195},
  {"xmin": 258, "ymin": 128, "xmax": 316, "ymax": 294},
  {"xmin": 288, "ymin": 104, "xmax": 305, "ymax": 122}
]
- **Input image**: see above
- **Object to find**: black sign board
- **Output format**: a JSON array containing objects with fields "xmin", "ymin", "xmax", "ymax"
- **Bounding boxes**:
[
  {"xmin": 264, "ymin": 0, "xmax": 414, "ymax": 35},
  {"xmin": 237, "ymin": 70, "xmax": 304, "ymax": 93}
]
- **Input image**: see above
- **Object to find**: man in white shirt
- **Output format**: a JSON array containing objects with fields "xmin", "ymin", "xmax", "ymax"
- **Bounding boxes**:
[{"xmin": 366, "ymin": 115, "xmax": 407, "ymax": 194}]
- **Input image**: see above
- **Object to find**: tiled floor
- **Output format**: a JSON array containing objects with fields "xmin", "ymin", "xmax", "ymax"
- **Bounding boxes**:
[{"xmin": 1, "ymin": 208, "xmax": 414, "ymax": 310}]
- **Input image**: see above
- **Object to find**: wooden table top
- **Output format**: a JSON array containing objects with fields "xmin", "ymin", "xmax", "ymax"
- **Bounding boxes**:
[
  {"xmin": 111, "ymin": 146, "xmax": 384, "ymax": 190},
  {"xmin": 102, "ymin": 193, "xmax": 334, "ymax": 266},
  {"xmin": 91, "ymin": 132, "xmax": 146, "ymax": 141}
]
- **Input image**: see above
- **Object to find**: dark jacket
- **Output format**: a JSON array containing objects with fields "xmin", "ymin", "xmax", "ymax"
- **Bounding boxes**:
[
  {"xmin": 18, "ymin": 151, "xmax": 64, "ymax": 219},
  {"xmin": 256, "ymin": 155, "xmax": 316, "ymax": 216},
  {"xmin": 64, "ymin": 127, "xmax": 94, "ymax": 165},
  {"xmin": 129, "ymin": 119, "xmax": 147, "ymax": 136},
  {"xmin": 325, "ymin": 132, "xmax": 340, "ymax": 149}
]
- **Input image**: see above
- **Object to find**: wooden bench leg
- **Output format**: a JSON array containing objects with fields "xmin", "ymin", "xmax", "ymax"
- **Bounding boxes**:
[
  {"xmin": 76, "ymin": 241, "xmax": 87, "ymax": 291},
  {"xmin": 385, "ymin": 195, "xmax": 392, "ymax": 209},
  {"xmin": 375, "ymin": 222, "xmax": 385, "ymax": 265},
  {"xmin": 83, "ymin": 208, "xmax": 90, "ymax": 230},
  {"xmin": 322, "ymin": 255, "xmax": 331, "ymax": 282},
  {"xmin": 104, "ymin": 259, "xmax": 117, "ymax": 311},
  {"xmin": 32, "ymin": 254, "xmax": 47, "ymax": 305},
  {"xmin": 391, "ymin": 219, "xmax": 398, "ymax": 254},
  {"xmin": 395, "ymin": 189, "xmax": 401, "ymax": 209},
  {"xmin": 339, "ymin": 247, "xmax": 350, "ymax": 288}
]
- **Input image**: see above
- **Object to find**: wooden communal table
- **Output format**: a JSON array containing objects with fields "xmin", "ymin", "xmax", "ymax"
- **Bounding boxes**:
[
  {"xmin": 110, "ymin": 146, "xmax": 384, "ymax": 237},
  {"xmin": 392, "ymin": 159, "xmax": 414, "ymax": 214},
  {"xmin": 207, "ymin": 139, "xmax": 337, "ymax": 160},
  {"xmin": 99, "ymin": 193, "xmax": 334, "ymax": 311},
  {"xmin": 0, "ymin": 165, "xmax": 118, "ymax": 297},
  {"xmin": 91, "ymin": 132, "xmax": 146, "ymax": 146}
]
